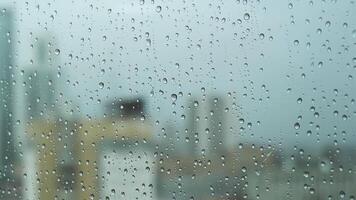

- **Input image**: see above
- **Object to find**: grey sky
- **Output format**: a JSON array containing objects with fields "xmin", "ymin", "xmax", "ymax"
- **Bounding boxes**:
[{"xmin": 3, "ymin": 0, "xmax": 356, "ymax": 149}]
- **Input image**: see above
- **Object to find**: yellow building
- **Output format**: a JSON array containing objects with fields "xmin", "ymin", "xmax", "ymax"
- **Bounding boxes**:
[{"xmin": 26, "ymin": 118, "xmax": 154, "ymax": 200}]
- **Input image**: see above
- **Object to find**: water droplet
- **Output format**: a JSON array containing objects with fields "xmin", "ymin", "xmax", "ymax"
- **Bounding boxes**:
[
  {"xmin": 54, "ymin": 49, "xmax": 60, "ymax": 55},
  {"xmin": 239, "ymin": 118, "xmax": 245, "ymax": 124},
  {"xmin": 156, "ymin": 6, "xmax": 162, "ymax": 13},
  {"xmin": 309, "ymin": 188, "xmax": 315, "ymax": 194},
  {"xmin": 171, "ymin": 93, "xmax": 177, "ymax": 102},
  {"xmin": 314, "ymin": 112, "xmax": 319, "ymax": 118},
  {"xmin": 243, "ymin": 13, "xmax": 250, "ymax": 20},
  {"xmin": 294, "ymin": 122, "xmax": 300, "ymax": 130},
  {"xmin": 288, "ymin": 3, "xmax": 293, "ymax": 9},
  {"xmin": 297, "ymin": 98, "xmax": 303, "ymax": 104},
  {"xmin": 99, "ymin": 82, "xmax": 104, "ymax": 89},
  {"xmin": 259, "ymin": 33, "xmax": 265, "ymax": 40},
  {"xmin": 193, "ymin": 101, "xmax": 199, "ymax": 107},
  {"xmin": 342, "ymin": 114, "xmax": 348, "ymax": 120}
]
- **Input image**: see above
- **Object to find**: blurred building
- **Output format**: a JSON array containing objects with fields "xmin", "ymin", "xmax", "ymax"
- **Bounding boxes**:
[
  {"xmin": 21, "ymin": 35, "xmax": 58, "ymax": 200},
  {"xmin": 0, "ymin": 8, "xmax": 19, "ymax": 199},
  {"xmin": 23, "ymin": 37, "xmax": 57, "ymax": 120},
  {"xmin": 26, "ymin": 98, "xmax": 156, "ymax": 200},
  {"xmin": 183, "ymin": 96, "xmax": 228, "ymax": 157},
  {"xmin": 207, "ymin": 96, "xmax": 226, "ymax": 156},
  {"xmin": 185, "ymin": 98, "xmax": 200, "ymax": 157}
]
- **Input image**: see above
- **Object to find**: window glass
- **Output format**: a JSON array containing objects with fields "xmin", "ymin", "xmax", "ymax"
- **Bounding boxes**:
[{"xmin": 0, "ymin": 0, "xmax": 355, "ymax": 199}]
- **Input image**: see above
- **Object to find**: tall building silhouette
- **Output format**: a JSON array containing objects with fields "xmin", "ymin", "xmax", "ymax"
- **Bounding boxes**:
[
  {"xmin": 22, "ymin": 36, "xmax": 59, "ymax": 200},
  {"xmin": 24, "ymin": 37, "xmax": 57, "ymax": 120},
  {"xmin": 0, "ymin": 8, "xmax": 15, "ymax": 181},
  {"xmin": 183, "ymin": 96, "xmax": 228, "ymax": 157},
  {"xmin": 185, "ymin": 98, "xmax": 199, "ymax": 156},
  {"xmin": 208, "ymin": 96, "xmax": 226, "ymax": 156}
]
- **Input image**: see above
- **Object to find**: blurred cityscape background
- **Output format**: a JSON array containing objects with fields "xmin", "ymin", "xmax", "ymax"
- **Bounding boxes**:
[{"xmin": 0, "ymin": 1, "xmax": 356, "ymax": 200}]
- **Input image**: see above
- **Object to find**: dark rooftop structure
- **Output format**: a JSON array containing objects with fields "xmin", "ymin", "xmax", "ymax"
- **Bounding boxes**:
[{"xmin": 106, "ymin": 97, "xmax": 145, "ymax": 119}]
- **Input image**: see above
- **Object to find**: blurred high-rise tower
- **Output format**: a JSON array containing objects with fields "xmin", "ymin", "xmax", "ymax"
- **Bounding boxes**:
[
  {"xmin": 208, "ymin": 96, "xmax": 226, "ymax": 156},
  {"xmin": 0, "ymin": 8, "xmax": 18, "ymax": 198},
  {"xmin": 24, "ymin": 37, "xmax": 56, "ymax": 120},
  {"xmin": 22, "ymin": 35, "xmax": 59, "ymax": 200},
  {"xmin": 0, "ymin": 8, "xmax": 15, "ymax": 180}
]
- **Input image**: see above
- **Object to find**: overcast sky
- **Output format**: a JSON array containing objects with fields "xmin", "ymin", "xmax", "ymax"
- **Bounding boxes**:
[{"xmin": 3, "ymin": 0, "xmax": 356, "ymax": 150}]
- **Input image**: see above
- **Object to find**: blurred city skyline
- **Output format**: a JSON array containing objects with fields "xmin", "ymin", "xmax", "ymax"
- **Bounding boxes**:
[{"xmin": 0, "ymin": 1, "xmax": 355, "ymax": 199}]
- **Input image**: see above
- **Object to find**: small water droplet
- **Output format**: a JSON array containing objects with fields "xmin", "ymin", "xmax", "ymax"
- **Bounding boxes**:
[
  {"xmin": 297, "ymin": 98, "xmax": 303, "ymax": 104},
  {"xmin": 288, "ymin": 3, "xmax": 293, "ymax": 9},
  {"xmin": 156, "ymin": 6, "xmax": 162, "ymax": 13},
  {"xmin": 193, "ymin": 101, "xmax": 199, "ymax": 107},
  {"xmin": 99, "ymin": 82, "xmax": 104, "ymax": 89},
  {"xmin": 243, "ymin": 13, "xmax": 250, "ymax": 20},
  {"xmin": 171, "ymin": 93, "xmax": 177, "ymax": 102},
  {"xmin": 294, "ymin": 122, "xmax": 300, "ymax": 130},
  {"xmin": 54, "ymin": 49, "xmax": 60, "ymax": 55}
]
